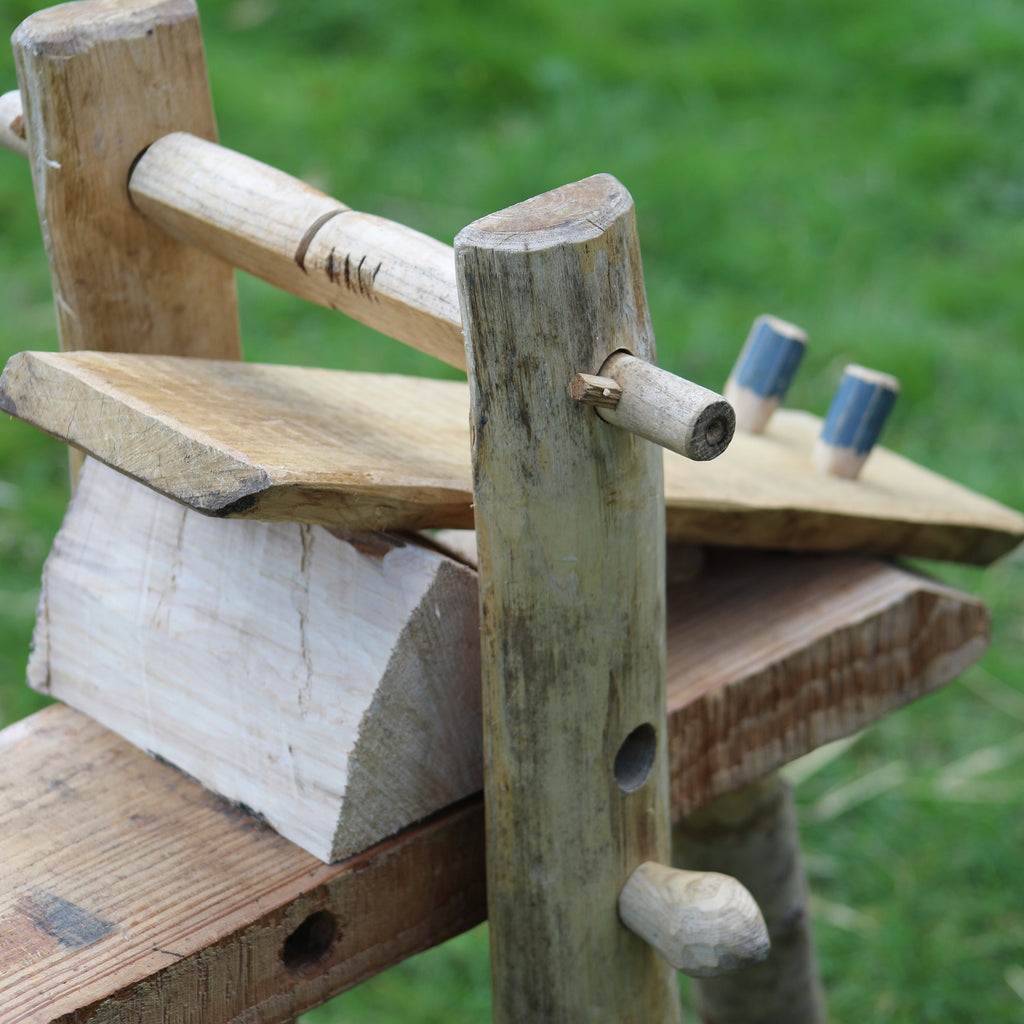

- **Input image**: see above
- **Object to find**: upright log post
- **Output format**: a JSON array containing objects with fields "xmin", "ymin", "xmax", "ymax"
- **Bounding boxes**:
[
  {"xmin": 456, "ymin": 174, "xmax": 681, "ymax": 1022},
  {"xmin": 673, "ymin": 773, "xmax": 827, "ymax": 1024},
  {"xmin": 12, "ymin": 0, "xmax": 240, "ymax": 363}
]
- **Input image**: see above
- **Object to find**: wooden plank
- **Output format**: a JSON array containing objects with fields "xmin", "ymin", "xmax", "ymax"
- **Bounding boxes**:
[
  {"xmin": 0, "ymin": 552, "xmax": 987, "ymax": 1022},
  {"xmin": 2, "ymin": 349, "xmax": 1022, "ymax": 563},
  {"xmin": 29, "ymin": 459, "xmax": 482, "ymax": 864},
  {"xmin": 665, "ymin": 547, "xmax": 990, "ymax": 816},
  {"xmin": 0, "ymin": 703, "xmax": 486, "ymax": 1024},
  {"xmin": 456, "ymin": 173, "xmax": 678, "ymax": 1022}
]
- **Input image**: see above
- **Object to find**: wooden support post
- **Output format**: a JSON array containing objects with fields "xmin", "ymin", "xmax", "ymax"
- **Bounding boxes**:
[
  {"xmin": 456, "ymin": 174, "xmax": 681, "ymax": 1023},
  {"xmin": 673, "ymin": 773, "xmax": 827, "ymax": 1024},
  {"xmin": 12, "ymin": 0, "xmax": 240, "ymax": 362}
]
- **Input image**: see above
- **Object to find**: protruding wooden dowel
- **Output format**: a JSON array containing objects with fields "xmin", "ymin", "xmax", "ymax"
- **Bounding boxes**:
[
  {"xmin": 589, "ymin": 351, "xmax": 735, "ymax": 461},
  {"xmin": 129, "ymin": 131, "xmax": 466, "ymax": 370},
  {"xmin": 569, "ymin": 371, "xmax": 623, "ymax": 409},
  {"xmin": 812, "ymin": 364, "xmax": 899, "ymax": 479},
  {"xmin": 724, "ymin": 315, "xmax": 808, "ymax": 433},
  {"xmin": 618, "ymin": 861, "xmax": 770, "ymax": 978},
  {"xmin": 0, "ymin": 90, "xmax": 26, "ymax": 157}
]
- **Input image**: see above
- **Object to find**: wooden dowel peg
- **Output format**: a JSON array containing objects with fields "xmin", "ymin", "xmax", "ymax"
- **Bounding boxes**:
[
  {"xmin": 724, "ymin": 315, "xmax": 808, "ymax": 433},
  {"xmin": 813, "ymin": 364, "xmax": 899, "ymax": 479},
  {"xmin": 618, "ymin": 861, "xmax": 770, "ymax": 978},
  {"xmin": 0, "ymin": 90, "xmax": 26, "ymax": 157},
  {"xmin": 589, "ymin": 351, "xmax": 736, "ymax": 462}
]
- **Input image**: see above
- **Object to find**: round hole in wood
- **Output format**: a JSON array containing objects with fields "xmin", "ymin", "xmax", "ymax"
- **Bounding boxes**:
[
  {"xmin": 614, "ymin": 723, "xmax": 657, "ymax": 793},
  {"xmin": 282, "ymin": 910, "xmax": 337, "ymax": 977}
]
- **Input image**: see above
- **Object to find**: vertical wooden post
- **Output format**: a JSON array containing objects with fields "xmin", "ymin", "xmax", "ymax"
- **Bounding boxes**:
[
  {"xmin": 12, "ymin": 0, "xmax": 240, "ymax": 362},
  {"xmin": 456, "ymin": 174, "xmax": 681, "ymax": 1023},
  {"xmin": 673, "ymin": 773, "xmax": 827, "ymax": 1024}
]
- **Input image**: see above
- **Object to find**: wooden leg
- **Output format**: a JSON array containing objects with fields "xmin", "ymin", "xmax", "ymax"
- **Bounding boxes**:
[{"xmin": 672, "ymin": 773, "xmax": 826, "ymax": 1024}]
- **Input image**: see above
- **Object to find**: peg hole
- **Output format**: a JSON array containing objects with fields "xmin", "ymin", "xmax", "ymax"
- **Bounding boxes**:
[
  {"xmin": 282, "ymin": 910, "xmax": 338, "ymax": 977},
  {"xmin": 614, "ymin": 723, "xmax": 657, "ymax": 793}
]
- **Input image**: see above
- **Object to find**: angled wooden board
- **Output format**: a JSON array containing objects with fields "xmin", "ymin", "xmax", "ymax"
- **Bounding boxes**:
[{"xmin": 2, "ymin": 349, "xmax": 1022, "ymax": 562}]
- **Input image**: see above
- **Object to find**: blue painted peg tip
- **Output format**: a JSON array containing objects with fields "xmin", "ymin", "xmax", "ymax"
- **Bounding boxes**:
[
  {"xmin": 724, "ymin": 315, "xmax": 808, "ymax": 433},
  {"xmin": 814, "ymin": 364, "xmax": 899, "ymax": 479}
]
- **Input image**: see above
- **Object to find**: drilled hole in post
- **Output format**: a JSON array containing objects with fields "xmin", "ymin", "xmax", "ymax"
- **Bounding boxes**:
[
  {"xmin": 282, "ymin": 910, "xmax": 337, "ymax": 977},
  {"xmin": 614, "ymin": 723, "xmax": 657, "ymax": 793}
]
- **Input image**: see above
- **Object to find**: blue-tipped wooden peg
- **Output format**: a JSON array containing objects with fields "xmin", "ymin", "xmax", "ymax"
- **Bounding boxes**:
[
  {"xmin": 724, "ymin": 315, "xmax": 808, "ymax": 433},
  {"xmin": 813, "ymin": 364, "xmax": 900, "ymax": 479}
]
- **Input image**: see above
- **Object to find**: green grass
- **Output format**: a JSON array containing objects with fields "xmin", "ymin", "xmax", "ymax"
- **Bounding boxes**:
[{"xmin": 1, "ymin": 0, "xmax": 1023, "ymax": 1019}]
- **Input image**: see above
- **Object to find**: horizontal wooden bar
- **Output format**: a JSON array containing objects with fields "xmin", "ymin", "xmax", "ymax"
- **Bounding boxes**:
[
  {"xmin": 0, "ymin": 551, "xmax": 988, "ymax": 1022},
  {"xmin": 2, "ymin": 350, "xmax": 1021, "ymax": 563}
]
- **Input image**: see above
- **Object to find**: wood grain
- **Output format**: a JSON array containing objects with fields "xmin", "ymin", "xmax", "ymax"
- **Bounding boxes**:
[
  {"xmin": 456, "ymin": 174, "xmax": 679, "ymax": 1022},
  {"xmin": 665, "ymin": 547, "xmax": 989, "ymax": 816},
  {"xmin": 29, "ymin": 459, "xmax": 482, "ymax": 863},
  {"xmin": 0, "ymin": 704, "xmax": 486, "ymax": 1024},
  {"xmin": 0, "ymin": 550, "xmax": 988, "ymax": 1021},
  {"xmin": 129, "ymin": 132, "xmax": 465, "ymax": 369},
  {"xmin": 11, "ymin": 1, "xmax": 240, "ymax": 361},
  {"xmin": 2, "ymin": 349, "xmax": 1021, "ymax": 563}
]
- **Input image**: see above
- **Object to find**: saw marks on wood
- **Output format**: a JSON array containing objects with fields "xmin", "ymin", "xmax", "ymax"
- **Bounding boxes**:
[{"xmin": 2, "ymin": 349, "xmax": 1021, "ymax": 562}]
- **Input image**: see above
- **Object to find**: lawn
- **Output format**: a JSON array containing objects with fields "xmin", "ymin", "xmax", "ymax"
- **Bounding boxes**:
[{"xmin": 0, "ymin": 0, "xmax": 1022, "ymax": 1020}]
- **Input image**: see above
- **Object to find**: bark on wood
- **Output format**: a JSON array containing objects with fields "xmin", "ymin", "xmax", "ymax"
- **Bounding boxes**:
[
  {"xmin": 3, "ymin": 349, "xmax": 1022, "ymax": 563},
  {"xmin": 29, "ymin": 459, "xmax": 481, "ymax": 863},
  {"xmin": 456, "ymin": 173, "xmax": 680, "ymax": 1023},
  {"xmin": 11, "ymin": 0, "xmax": 240, "ymax": 362},
  {"xmin": 673, "ymin": 773, "xmax": 827, "ymax": 1024}
]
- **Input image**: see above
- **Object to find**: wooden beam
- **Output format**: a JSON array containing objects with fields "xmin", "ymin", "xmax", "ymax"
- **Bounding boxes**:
[
  {"xmin": 0, "ymin": 550, "xmax": 988, "ymax": 1021},
  {"xmin": 2, "ymin": 349, "xmax": 1022, "ymax": 563},
  {"xmin": 0, "ymin": 703, "xmax": 486, "ymax": 1024},
  {"xmin": 456, "ymin": 174, "xmax": 679, "ymax": 1022}
]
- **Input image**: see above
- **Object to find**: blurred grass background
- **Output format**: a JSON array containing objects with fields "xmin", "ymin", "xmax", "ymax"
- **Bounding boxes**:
[{"xmin": 1, "ymin": 0, "xmax": 1023, "ymax": 1020}]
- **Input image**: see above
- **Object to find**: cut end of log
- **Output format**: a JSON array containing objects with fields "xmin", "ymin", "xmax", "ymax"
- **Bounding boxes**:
[{"xmin": 455, "ymin": 173, "xmax": 633, "ymax": 252}]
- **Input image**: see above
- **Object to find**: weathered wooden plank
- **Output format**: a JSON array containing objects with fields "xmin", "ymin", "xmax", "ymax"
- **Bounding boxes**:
[
  {"xmin": 0, "ymin": 703, "xmax": 486, "ymax": 1024},
  {"xmin": 29, "ymin": 459, "xmax": 481, "ymax": 863},
  {"xmin": 665, "ymin": 547, "xmax": 989, "ymax": 816},
  {"xmin": 2, "ymin": 349, "xmax": 1021, "ymax": 563},
  {"xmin": 0, "ymin": 550, "xmax": 988, "ymax": 1022}
]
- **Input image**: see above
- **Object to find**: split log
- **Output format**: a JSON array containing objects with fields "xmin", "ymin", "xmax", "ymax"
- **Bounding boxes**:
[
  {"xmin": 2, "ymin": 349, "xmax": 1022, "ymax": 563},
  {"xmin": 28, "ymin": 459, "xmax": 481, "ymax": 863}
]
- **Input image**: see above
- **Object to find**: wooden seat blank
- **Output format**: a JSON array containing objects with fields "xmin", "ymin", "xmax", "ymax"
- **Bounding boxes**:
[{"xmin": 2, "ymin": 349, "xmax": 1021, "ymax": 563}]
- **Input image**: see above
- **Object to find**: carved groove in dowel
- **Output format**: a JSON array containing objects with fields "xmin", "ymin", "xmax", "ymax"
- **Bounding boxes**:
[
  {"xmin": 129, "ymin": 132, "xmax": 466, "ymax": 369},
  {"xmin": 618, "ymin": 861, "xmax": 770, "ymax": 977},
  {"xmin": 596, "ymin": 351, "xmax": 735, "ymax": 461}
]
